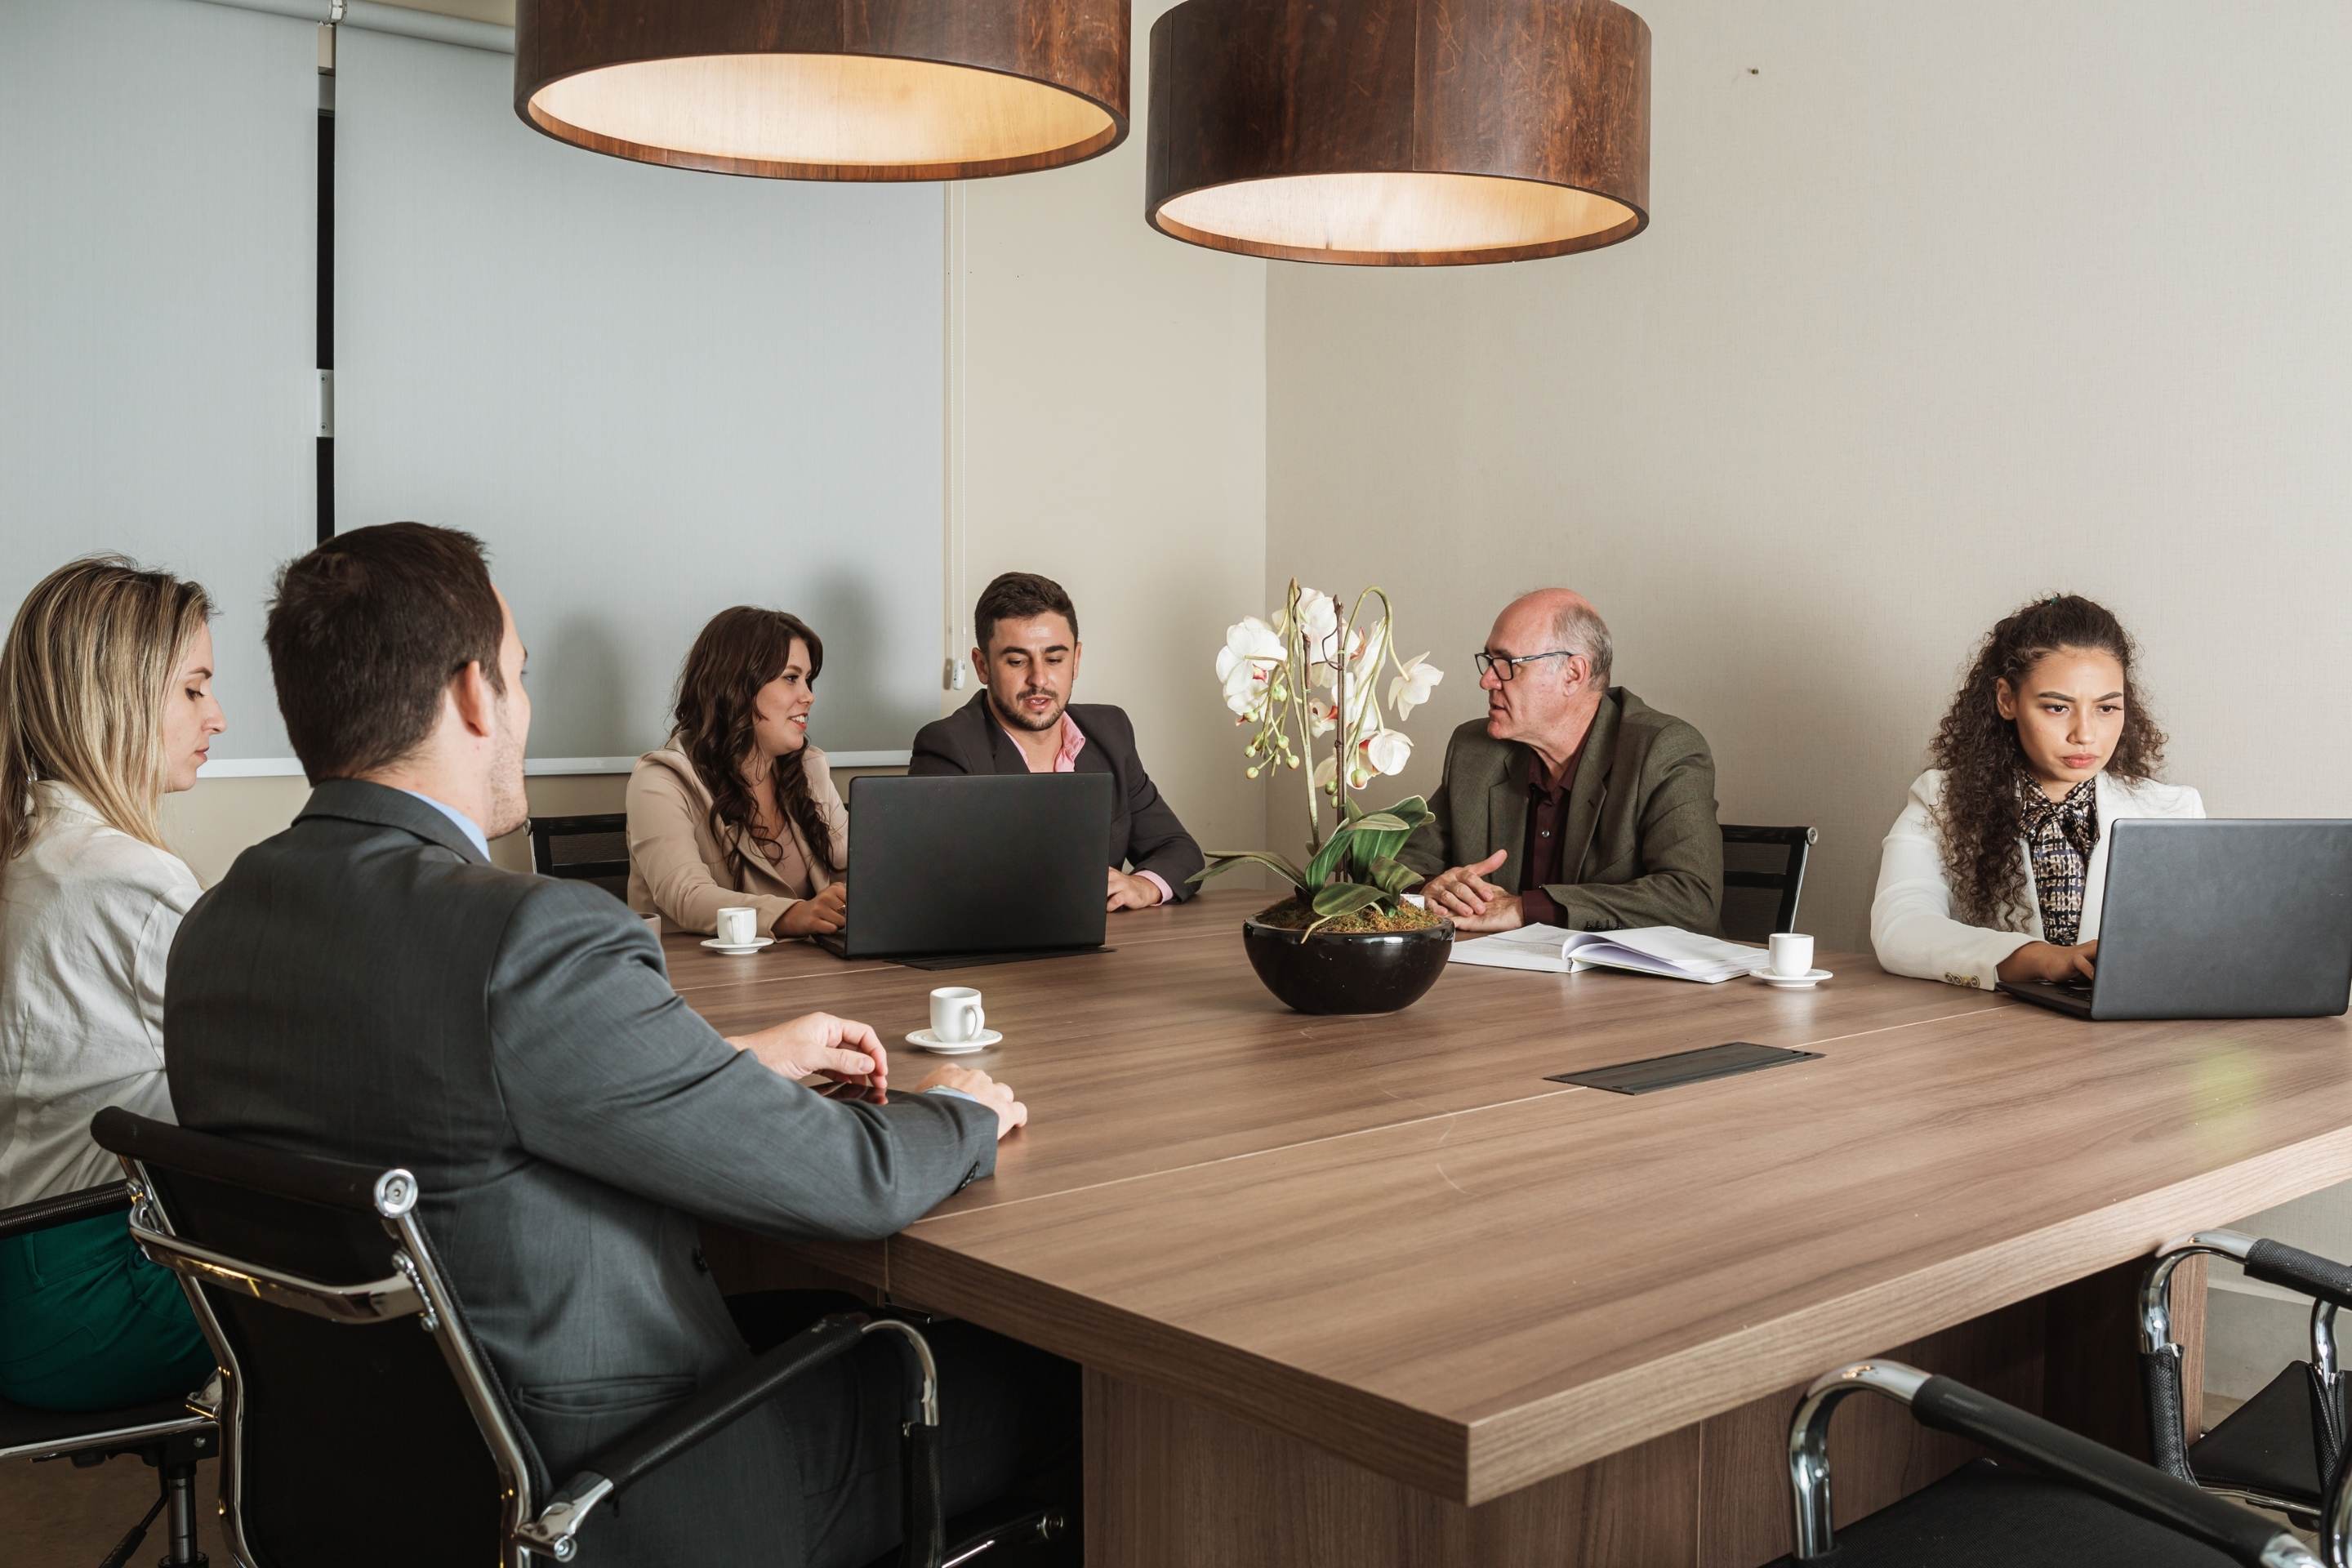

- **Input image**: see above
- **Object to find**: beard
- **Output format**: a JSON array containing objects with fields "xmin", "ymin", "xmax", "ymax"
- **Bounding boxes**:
[
  {"xmin": 989, "ymin": 686, "xmax": 1066, "ymax": 734},
  {"xmin": 483, "ymin": 716, "xmax": 530, "ymax": 840}
]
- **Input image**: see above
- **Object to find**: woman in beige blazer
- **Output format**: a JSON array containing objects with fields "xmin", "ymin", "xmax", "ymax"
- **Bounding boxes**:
[{"xmin": 628, "ymin": 608, "xmax": 849, "ymax": 938}]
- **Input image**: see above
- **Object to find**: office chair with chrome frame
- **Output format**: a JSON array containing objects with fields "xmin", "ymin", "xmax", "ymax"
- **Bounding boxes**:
[
  {"xmin": 2143, "ymin": 1229, "xmax": 2352, "ymax": 1526},
  {"xmin": 91, "ymin": 1107, "xmax": 952, "ymax": 1568},
  {"xmin": 528, "ymin": 813, "xmax": 631, "ymax": 902},
  {"xmin": 0, "ymin": 1181, "xmax": 218, "ymax": 1567},
  {"xmin": 1765, "ymin": 1359, "xmax": 2320, "ymax": 1567}
]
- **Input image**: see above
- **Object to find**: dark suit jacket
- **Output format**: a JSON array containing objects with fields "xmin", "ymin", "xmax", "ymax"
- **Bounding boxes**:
[
  {"xmin": 165, "ymin": 782, "xmax": 999, "ymax": 1566},
  {"xmin": 907, "ymin": 693, "xmax": 1205, "ymax": 899},
  {"xmin": 1399, "ymin": 688, "xmax": 1724, "ymax": 934}
]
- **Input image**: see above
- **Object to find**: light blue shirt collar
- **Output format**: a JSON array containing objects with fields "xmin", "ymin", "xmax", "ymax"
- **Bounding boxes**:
[{"xmin": 398, "ymin": 789, "xmax": 491, "ymax": 861}]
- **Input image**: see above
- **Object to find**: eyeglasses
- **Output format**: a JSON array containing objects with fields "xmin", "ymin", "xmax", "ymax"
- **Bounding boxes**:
[{"xmin": 1474, "ymin": 649, "xmax": 1579, "ymax": 683}]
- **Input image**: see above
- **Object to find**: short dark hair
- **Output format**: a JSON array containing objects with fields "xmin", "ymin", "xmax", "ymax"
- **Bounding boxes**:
[
  {"xmin": 265, "ymin": 522, "xmax": 506, "ymax": 782},
  {"xmin": 974, "ymin": 571, "xmax": 1079, "ymax": 653}
]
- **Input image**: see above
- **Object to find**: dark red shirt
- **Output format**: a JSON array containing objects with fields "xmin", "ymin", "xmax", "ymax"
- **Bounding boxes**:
[{"xmin": 1519, "ymin": 741, "xmax": 1587, "ymax": 928}]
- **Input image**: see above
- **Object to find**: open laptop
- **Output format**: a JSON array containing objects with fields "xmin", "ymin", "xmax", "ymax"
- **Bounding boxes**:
[
  {"xmin": 812, "ymin": 773, "xmax": 1114, "ymax": 961},
  {"xmin": 1998, "ymin": 818, "xmax": 2352, "ymax": 1021}
]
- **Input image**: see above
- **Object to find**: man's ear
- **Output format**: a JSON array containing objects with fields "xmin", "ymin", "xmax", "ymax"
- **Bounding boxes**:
[
  {"xmin": 969, "ymin": 647, "xmax": 987, "ymax": 686},
  {"xmin": 1994, "ymin": 677, "xmax": 2018, "ymax": 722},
  {"xmin": 449, "ymin": 660, "xmax": 497, "ymax": 740}
]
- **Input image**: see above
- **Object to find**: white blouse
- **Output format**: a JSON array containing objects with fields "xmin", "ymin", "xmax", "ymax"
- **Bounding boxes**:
[
  {"xmin": 0, "ymin": 782, "xmax": 200, "ymax": 1207},
  {"xmin": 1871, "ymin": 768, "xmax": 2207, "ymax": 990}
]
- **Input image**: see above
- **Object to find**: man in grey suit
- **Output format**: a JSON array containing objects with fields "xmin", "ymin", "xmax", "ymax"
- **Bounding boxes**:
[{"xmin": 166, "ymin": 523, "xmax": 1070, "ymax": 1567}]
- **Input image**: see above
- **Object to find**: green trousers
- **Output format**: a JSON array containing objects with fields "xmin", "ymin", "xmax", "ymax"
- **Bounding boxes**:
[{"xmin": 0, "ymin": 1209, "xmax": 214, "ymax": 1412}]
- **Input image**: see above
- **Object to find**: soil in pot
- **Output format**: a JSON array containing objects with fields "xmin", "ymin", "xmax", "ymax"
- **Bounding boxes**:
[{"xmin": 1251, "ymin": 896, "xmax": 1446, "ymax": 934}]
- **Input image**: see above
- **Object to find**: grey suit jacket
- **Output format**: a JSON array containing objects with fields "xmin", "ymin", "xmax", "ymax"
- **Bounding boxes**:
[
  {"xmin": 165, "ymin": 782, "xmax": 998, "ymax": 1565},
  {"xmin": 1399, "ymin": 688, "xmax": 1725, "ymax": 934}
]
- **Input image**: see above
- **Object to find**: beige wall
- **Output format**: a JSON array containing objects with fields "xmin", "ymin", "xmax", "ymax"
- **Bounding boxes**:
[
  {"xmin": 1263, "ymin": 0, "xmax": 2352, "ymax": 1392},
  {"xmin": 1266, "ymin": 0, "xmax": 2352, "ymax": 950}
]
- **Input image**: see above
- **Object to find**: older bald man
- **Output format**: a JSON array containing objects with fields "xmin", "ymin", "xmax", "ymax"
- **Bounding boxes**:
[{"xmin": 1399, "ymin": 590, "xmax": 1724, "ymax": 936}]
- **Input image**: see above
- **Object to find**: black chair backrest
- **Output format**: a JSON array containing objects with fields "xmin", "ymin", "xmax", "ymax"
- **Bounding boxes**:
[
  {"xmin": 529, "ymin": 813, "xmax": 630, "ymax": 902},
  {"xmin": 1720, "ymin": 824, "xmax": 1817, "ymax": 942},
  {"xmin": 92, "ymin": 1109, "xmax": 530, "ymax": 1568}
]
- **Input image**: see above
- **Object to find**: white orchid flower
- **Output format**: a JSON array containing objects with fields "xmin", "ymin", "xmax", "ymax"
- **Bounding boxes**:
[
  {"xmin": 1387, "ymin": 653, "xmax": 1443, "ymax": 719},
  {"xmin": 1306, "ymin": 686, "xmax": 1339, "ymax": 737},
  {"xmin": 1363, "ymin": 728, "xmax": 1413, "ymax": 777},
  {"xmin": 1214, "ymin": 617, "xmax": 1284, "ymax": 716}
]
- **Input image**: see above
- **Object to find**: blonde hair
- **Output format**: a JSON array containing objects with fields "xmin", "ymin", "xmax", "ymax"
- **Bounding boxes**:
[{"xmin": 1, "ymin": 556, "xmax": 213, "ymax": 877}]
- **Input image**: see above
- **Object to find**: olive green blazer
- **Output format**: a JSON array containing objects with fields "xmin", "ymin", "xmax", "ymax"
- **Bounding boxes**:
[{"xmin": 1399, "ymin": 688, "xmax": 1724, "ymax": 934}]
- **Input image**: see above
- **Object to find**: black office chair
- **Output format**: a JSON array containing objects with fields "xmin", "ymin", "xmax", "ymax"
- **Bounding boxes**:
[
  {"xmin": 0, "ymin": 1182, "xmax": 217, "ymax": 1567},
  {"xmin": 1766, "ymin": 1358, "xmax": 2322, "ymax": 1566},
  {"xmin": 2142, "ymin": 1229, "xmax": 2352, "ymax": 1527},
  {"xmin": 90, "ymin": 1107, "xmax": 951, "ymax": 1567},
  {"xmin": 528, "ymin": 813, "xmax": 630, "ymax": 902},
  {"xmin": 1720, "ymin": 824, "xmax": 1817, "ymax": 942}
]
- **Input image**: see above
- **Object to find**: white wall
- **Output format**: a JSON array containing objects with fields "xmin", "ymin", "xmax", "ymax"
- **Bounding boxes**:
[{"xmin": 1263, "ymin": 0, "xmax": 2352, "ymax": 1392}]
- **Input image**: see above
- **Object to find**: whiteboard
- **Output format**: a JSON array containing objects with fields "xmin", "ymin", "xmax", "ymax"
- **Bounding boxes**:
[
  {"xmin": 0, "ymin": 0, "xmax": 317, "ymax": 761},
  {"xmin": 333, "ymin": 29, "xmax": 946, "ymax": 764}
]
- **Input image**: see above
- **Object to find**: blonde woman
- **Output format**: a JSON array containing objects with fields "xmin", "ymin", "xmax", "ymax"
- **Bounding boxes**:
[{"xmin": 0, "ymin": 557, "xmax": 224, "ymax": 1410}]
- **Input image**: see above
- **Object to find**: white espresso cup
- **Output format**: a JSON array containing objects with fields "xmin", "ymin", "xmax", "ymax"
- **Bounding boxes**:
[
  {"xmin": 930, "ymin": 987, "xmax": 986, "ymax": 1045},
  {"xmin": 715, "ymin": 906, "xmax": 758, "ymax": 947},
  {"xmin": 1767, "ymin": 932, "xmax": 1815, "ymax": 978}
]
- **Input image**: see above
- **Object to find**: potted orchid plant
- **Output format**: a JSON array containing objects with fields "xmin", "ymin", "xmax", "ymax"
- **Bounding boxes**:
[{"xmin": 1192, "ymin": 579, "xmax": 1454, "ymax": 1013}]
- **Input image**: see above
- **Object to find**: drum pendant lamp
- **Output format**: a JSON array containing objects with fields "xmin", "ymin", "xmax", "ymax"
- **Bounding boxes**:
[
  {"xmin": 1146, "ymin": 0, "xmax": 1650, "ymax": 265},
  {"xmin": 514, "ymin": 2, "xmax": 1130, "ymax": 182}
]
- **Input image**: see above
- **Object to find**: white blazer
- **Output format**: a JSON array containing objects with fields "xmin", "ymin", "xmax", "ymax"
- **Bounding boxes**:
[
  {"xmin": 0, "ymin": 782, "xmax": 201, "ymax": 1207},
  {"xmin": 1871, "ymin": 768, "xmax": 2207, "ymax": 990}
]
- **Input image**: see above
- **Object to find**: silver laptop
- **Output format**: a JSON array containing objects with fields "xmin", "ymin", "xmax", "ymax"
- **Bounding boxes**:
[{"xmin": 1998, "ymin": 818, "xmax": 2352, "ymax": 1021}]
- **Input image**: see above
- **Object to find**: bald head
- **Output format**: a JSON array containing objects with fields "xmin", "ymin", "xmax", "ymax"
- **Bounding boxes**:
[{"xmin": 1496, "ymin": 589, "xmax": 1613, "ymax": 685}]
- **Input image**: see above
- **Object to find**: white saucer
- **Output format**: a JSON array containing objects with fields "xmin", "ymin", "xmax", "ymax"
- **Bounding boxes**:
[
  {"xmin": 700, "ymin": 936, "xmax": 776, "ymax": 956},
  {"xmin": 1754, "ymin": 968, "xmax": 1833, "ymax": 989},
  {"xmin": 907, "ymin": 1027, "xmax": 1003, "ymax": 1055}
]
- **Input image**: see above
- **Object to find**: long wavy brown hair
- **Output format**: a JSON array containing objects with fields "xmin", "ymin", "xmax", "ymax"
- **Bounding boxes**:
[
  {"xmin": 1929, "ymin": 594, "xmax": 2167, "ymax": 927},
  {"xmin": 670, "ymin": 608, "xmax": 836, "ymax": 884}
]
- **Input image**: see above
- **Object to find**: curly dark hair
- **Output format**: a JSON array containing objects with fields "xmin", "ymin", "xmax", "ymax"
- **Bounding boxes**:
[
  {"xmin": 670, "ymin": 607, "xmax": 837, "ymax": 884},
  {"xmin": 1929, "ymin": 594, "xmax": 2167, "ymax": 927}
]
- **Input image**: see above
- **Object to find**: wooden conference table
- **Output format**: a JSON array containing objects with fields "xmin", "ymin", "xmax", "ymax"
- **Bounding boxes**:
[{"xmin": 670, "ymin": 890, "xmax": 2352, "ymax": 1566}]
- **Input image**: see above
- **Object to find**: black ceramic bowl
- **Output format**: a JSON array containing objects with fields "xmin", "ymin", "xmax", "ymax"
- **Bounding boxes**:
[{"xmin": 1240, "ymin": 916, "xmax": 1454, "ymax": 1015}]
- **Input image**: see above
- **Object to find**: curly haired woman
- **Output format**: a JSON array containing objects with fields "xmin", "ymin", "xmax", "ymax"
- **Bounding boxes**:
[{"xmin": 1871, "ymin": 595, "xmax": 2203, "ymax": 990}]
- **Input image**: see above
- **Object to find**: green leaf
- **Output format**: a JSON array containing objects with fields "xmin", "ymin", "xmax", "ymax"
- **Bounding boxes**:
[
  {"xmin": 1301, "ymin": 881, "xmax": 1392, "ymax": 938},
  {"xmin": 1304, "ymin": 822, "xmax": 1358, "ymax": 889},
  {"xmin": 1190, "ymin": 851, "xmax": 1310, "ymax": 891},
  {"xmin": 1367, "ymin": 856, "xmax": 1420, "ymax": 895},
  {"xmin": 1349, "ymin": 812, "xmax": 1410, "ymax": 834},
  {"xmin": 1345, "ymin": 830, "xmax": 1410, "ymax": 879},
  {"xmin": 1341, "ymin": 795, "xmax": 1366, "ymax": 824}
]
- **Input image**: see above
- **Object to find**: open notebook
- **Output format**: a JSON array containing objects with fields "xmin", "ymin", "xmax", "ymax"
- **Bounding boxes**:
[{"xmin": 1448, "ymin": 924, "xmax": 1767, "ymax": 983}]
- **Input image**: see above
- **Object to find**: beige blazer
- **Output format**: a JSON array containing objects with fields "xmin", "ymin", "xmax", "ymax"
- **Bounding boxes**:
[{"xmin": 626, "ymin": 746, "xmax": 847, "ymax": 936}]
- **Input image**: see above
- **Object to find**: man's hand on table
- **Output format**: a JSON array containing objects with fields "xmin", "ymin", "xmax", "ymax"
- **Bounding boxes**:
[
  {"xmin": 1107, "ymin": 866, "xmax": 1165, "ymax": 911},
  {"xmin": 916, "ymin": 1066, "xmax": 1029, "ymax": 1140},
  {"xmin": 1422, "ymin": 850, "xmax": 1529, "ymax": 933},
  {"xmin": 728, "ymin": 1011, "xmax": 888, "ymax": 1101}
]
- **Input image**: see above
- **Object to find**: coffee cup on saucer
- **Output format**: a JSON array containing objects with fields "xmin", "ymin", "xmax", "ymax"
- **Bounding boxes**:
[
  {"xmin": 1767, "ymin": 933, "xmax": 1815, "ymax": 978},
  {"xmin": 929, "ymin": 987, "xmax": 986, "ymax": 1045},
  {"xmin": 715, "ymin": 906, "xmax": 758, "ymax": 947}
]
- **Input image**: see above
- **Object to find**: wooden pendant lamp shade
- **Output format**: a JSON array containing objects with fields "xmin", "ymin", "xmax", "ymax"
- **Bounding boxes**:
[
  {"xmin": 1146, "ymin": 0, "xmax": 1650, "ymax": 265},
  {"xmin": 514, "ymin": 2, "xmax": 1130, "ymax": 182}
]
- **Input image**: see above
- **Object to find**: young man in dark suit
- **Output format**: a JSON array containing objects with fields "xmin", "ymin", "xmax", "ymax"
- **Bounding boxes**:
[{"xmin": 910, "ymin": 572, "xmax": 1205, "ymax": 911}]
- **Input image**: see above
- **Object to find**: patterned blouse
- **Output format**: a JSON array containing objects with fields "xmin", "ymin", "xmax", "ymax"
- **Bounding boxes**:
[{"xmin": 2019, "ymin": 773, "xmax": 2100, "ymax": 946}]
